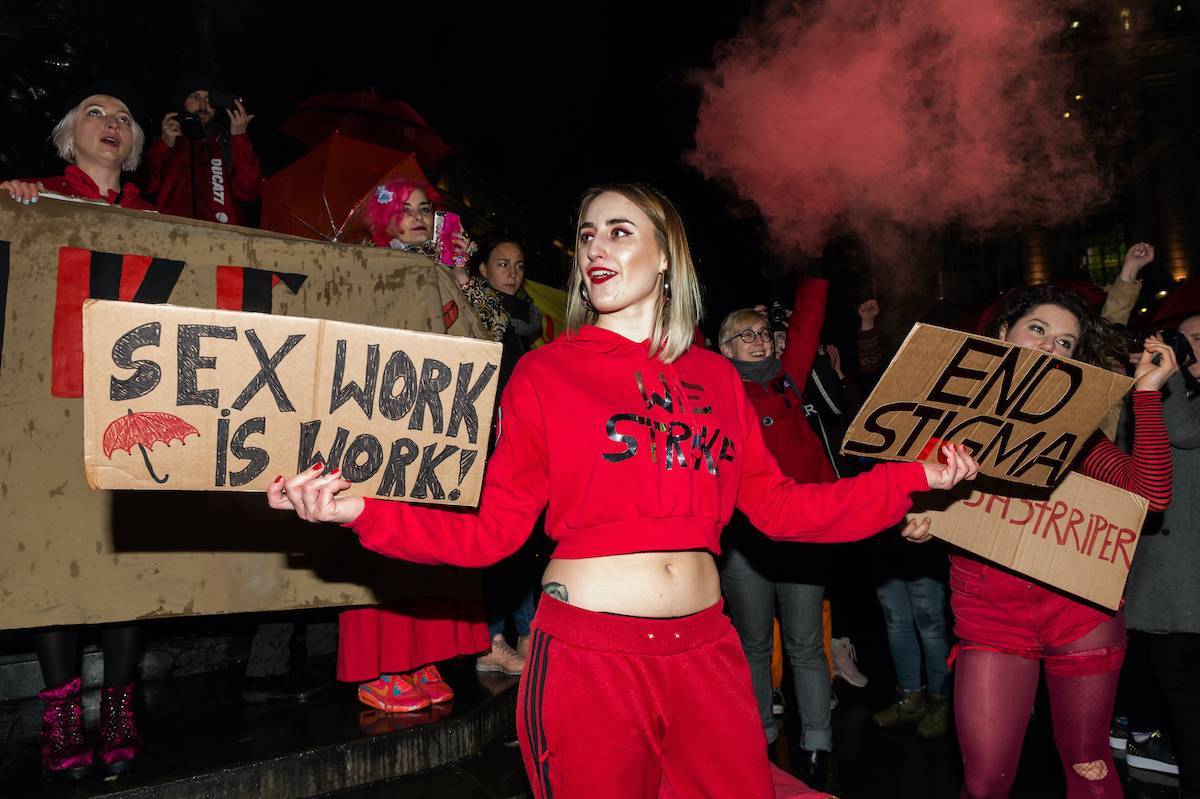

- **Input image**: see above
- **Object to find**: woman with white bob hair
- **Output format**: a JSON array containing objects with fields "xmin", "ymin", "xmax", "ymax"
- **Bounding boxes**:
[
  {"xmin": 2, "ymin": 79, "xmax": 155, "ymax": 211},
  {"xmin": 2, "ymin": 79, "xmax": 153, "ymax": 782}
]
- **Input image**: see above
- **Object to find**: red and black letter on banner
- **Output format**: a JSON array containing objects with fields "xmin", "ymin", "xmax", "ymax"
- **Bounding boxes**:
[
  {"xmin": 215, "ymin": 266, "xmax": 307, "ymax": 313},
  {"xmin": 51, "ymin": 247, "xmax": 185, "ymax": 397}
]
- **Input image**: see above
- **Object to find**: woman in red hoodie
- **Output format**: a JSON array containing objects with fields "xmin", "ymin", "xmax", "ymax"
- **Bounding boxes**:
[
  {"xmin": 268, "ymin": 183, "xmax": 978, "ymax": 798},
  {"xmin": 2, "ymin": 80, "xmax": 152, "ymax": 781}
]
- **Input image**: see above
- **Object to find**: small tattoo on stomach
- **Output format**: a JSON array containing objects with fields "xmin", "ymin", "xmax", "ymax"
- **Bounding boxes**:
[{"xmin": 542, "ymin": 582, "xmax": 568, "ymax": 603}]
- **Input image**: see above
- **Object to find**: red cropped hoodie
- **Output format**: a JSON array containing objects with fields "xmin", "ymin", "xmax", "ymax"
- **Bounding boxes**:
[{"xmin": 348, "ymin": 325, "xmax": 931, "ymax": 567}]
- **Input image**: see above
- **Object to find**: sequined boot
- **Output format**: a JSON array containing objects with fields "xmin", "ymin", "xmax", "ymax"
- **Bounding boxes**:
[
  {"xmin": 98, "ymin": 682, "xmax": 142, "ymax": 774},
  {"xmin": 38, "ymin": 676, "xmax": 92, "ymax": 780}
]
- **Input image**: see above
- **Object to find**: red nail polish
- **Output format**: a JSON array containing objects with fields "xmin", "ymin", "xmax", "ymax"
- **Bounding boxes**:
[
  {"xmin": 312, "ymin": 463, "xmax": 324, "ymax": 471},
  {"xmin": 273, "ymin": 475, "xmax": 284, "ymax": 483},
  {"xmin": 330, "ymin": 467, "xmax": 340, "ymax": 475}
]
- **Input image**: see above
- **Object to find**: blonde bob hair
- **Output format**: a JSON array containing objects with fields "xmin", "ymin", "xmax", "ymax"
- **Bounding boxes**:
[
  {"xmin": 564, "ymin": 183, "xmax": 703, "ymax": 364},
  {"xmin": 50, "ymin": 102, "xmax": 145, "ymax": 172},
  {"xmin": 717, "ymin": 308, "xmax": 768, "ymax": 354}
]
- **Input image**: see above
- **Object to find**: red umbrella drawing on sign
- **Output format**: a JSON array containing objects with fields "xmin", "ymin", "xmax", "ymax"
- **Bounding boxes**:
[{"xmin": 103, "ymin": 409, "xmax": 200, "ymax": 484}]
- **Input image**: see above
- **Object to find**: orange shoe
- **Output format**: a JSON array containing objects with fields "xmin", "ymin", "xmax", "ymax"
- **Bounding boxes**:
[
  {"xmin": 410, "ymin": 665, "xmax": 454, "ymax": 704},
  {"xmin": 357, "ymin": 675, "xmax": 431, "ymax": 713}
]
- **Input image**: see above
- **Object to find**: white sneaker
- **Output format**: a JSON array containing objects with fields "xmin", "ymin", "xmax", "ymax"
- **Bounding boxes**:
[
  {"xmin": 831, "ymin": 638, "xmax": 868, "ymax": 688},
  {"xmin": 476, "ymin": 635, "xmax": 526, "ymax": 676}
]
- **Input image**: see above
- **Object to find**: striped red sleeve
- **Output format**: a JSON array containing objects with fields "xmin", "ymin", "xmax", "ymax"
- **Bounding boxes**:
[{"xmin": 1080, "ymin": 390, "xmax": 1171, "ymax": 511}]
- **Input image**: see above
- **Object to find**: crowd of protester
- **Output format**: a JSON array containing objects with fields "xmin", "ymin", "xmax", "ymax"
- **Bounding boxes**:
[{"xmin": 3, "ymin": 78, "xmax": 1199, "ymax": 799}]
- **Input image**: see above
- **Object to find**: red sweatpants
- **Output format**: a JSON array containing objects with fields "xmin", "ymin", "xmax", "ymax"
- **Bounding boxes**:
[
  {"xmin": 337, "ymin": 598, "xmax": 489, "ymax": 683},
  {"xmin": 517, "ymin": 596, "xmax": 778, "ymax": 799}
]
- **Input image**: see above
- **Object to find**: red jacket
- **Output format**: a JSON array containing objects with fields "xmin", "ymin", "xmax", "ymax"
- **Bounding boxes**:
[
  {"xmin": 742, "ymin": 277, "xmax": 837, "ymax": 485},
  {"xmin": 144, "ymin": 133, "xmax": 262, "ymax": 224},
  {"xmin": 36, "ymin": 165, "xmax": 156, "ymax": 211},
  {"xmin": 349, "ymin": 324, "xmax": 930, "ymax": 567}
]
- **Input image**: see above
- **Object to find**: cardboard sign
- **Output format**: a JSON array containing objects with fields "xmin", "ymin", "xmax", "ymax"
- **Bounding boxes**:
[
  {"xmin": 842, "ymin": 324, "xmax": 1133, "ymax": 487},
  {"xmin": 0, "ymin": 198, "xmax": 499, "ymax": 630},
  {"xmin": 82, "ymin": 300, "xmax": 501, "ymax": 505},
  {"xmin": 911, "ymin": 472, "xmax": 1148, "ymax": 609}
]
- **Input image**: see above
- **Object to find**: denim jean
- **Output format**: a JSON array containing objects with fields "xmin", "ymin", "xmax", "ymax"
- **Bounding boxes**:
[
  {"xmin": 719, "ymin": 539, "xmax": 832, "ymax": 751},
  {"xmin": 484, "ymin": 537, "xmax": 539, "ymax": 639},
  {"xmin": 875, "ymin": 575, "xmax": 950, "ymax": 694}
]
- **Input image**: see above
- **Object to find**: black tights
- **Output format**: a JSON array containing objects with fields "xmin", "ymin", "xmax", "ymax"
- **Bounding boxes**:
[
  {"xmin": 33, "ymin": 625, "xmax": 141, "ymax": 689},
  {"xmin": 955, "ymin": 614, "xmax": 1125, "ymax": 799}
]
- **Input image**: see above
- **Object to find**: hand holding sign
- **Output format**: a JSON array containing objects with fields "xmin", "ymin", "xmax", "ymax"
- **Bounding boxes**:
[
  {"xmin": 904, "ymin": 442, "xmax": 979, "ymax": 543},
  {"xmin": 921, "ymin": 442, "xmax": 980, "ymax": 490},
  {"xmin": 267, "ymin": 465, "xmax": 363, "ymax": 524}
]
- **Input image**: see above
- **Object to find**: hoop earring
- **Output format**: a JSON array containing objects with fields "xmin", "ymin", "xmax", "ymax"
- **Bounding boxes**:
[
  {"xmin": 578, "ymin": 281, "xmax": 594, "ymax": 311},
  {"xmin": 661, "ymin": 272, "xmax": 672, "ymax": 307}
]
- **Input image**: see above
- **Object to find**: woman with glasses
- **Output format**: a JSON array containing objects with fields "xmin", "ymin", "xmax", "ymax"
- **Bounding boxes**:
[{"xmin": 715, "ymin": 283, "xmax": 841, "ymax": 788}]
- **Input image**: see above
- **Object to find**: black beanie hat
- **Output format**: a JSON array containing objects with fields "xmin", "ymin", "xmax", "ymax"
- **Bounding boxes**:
[
  {"xmin": 173, "ymin": 73, "xmax": 215, "ymax": 111},
  {"xmin": 63, "ymin": 80, "xmax": 146, "ymax": 126}
]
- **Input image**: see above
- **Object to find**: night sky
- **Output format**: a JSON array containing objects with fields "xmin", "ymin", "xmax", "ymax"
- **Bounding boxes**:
[
  {"xmin": 9, "ymin": 1, "xmax": 786, "ymax": 314},
  {"xmin": 6, "ymin": 0, "xmax": 1080, "ymax": 345}
]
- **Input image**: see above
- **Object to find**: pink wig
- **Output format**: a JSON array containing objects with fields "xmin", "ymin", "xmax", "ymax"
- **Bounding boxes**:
[{"xmin": 364, "ymin": 178, "xmax": 442, "ymax": 247}]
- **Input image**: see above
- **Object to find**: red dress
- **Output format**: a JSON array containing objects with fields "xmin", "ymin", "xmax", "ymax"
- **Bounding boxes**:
[{"xmin": 337, "ymin": 239, "xmax": 489, "ymax": 681}]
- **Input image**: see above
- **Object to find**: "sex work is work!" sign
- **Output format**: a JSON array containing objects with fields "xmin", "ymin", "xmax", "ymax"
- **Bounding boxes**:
[
  {"xmin": 841, "ymin": 324, "xmax": 1133, "ymax": 487},
  {"xmin": 82, "ymin": 300, "xmax": 502, "ymax": 506}
]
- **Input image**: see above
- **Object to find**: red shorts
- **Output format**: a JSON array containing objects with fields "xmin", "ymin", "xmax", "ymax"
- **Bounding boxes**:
[
  {"xmin": 949, "ymin": 555, "xmax": 1115, "ymax": 658},
  {"xmin": 517, "ymin": 596, "xmax": 779, "ymax": 799}
]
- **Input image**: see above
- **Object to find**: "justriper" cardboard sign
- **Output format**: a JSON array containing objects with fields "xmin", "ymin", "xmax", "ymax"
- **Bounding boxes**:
[
  {"xmin": 909, "ymin": 472, "xmax": 1148, "ymax": 609},
  {"xmin": 83, "ymin": 300, "xmax": 502, "ymax": 506},
  {"xmin": 842, "ymin": 324, "xmax": 1133, "ymax": 487}
]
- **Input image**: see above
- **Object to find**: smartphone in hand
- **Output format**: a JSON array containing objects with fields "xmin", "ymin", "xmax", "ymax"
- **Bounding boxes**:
[{"xmin": 433, "ymin": 211, "xmax": 465, "ymax": 268}]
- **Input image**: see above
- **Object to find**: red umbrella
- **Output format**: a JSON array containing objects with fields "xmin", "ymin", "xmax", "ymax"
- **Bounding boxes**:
[
  {"xmin": 279, "ymin": 90, "xmax": 454, "ymax": 171},
  {"xmin": 260, "ymin": 132, "xmax": 431, "ymax": 243},
  {"xmin": 103, "ymin": 409, "xmax": 200, "ymax": 484}
]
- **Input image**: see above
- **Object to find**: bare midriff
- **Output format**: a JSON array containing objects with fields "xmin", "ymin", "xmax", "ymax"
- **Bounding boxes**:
[{"xmin": 540, "ymin": 551, "xmax": 720, "ymax": 618}]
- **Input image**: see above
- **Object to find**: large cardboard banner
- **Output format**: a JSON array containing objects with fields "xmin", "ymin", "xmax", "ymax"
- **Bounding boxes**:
[
  {"xmin": 910, "ymin": 473, "xmax": 1148, "ymax": 609},
  {"xmin": 0, "ymin": 197, "xmax": 500, "ymax": 630},
  {"xmin": 842, "ymin": 324, "xmax": 1133, "ymax": 487},
  {"xmin": 83, "ymin": 301, "xmax": 500, "ymax": 505}
]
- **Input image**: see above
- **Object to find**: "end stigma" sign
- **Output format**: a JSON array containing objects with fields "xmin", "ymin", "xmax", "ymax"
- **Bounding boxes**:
[{"xmin": 842, "ymin": 324, "xmax": 1133, "ymax": 487}]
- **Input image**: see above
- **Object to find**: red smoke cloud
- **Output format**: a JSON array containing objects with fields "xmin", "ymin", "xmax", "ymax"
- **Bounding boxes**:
[{"xmin": 690, "ymin": 1, "xmax": 1107, "ymax": 256}]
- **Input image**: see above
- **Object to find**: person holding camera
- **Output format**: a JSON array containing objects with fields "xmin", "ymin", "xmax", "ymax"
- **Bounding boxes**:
[
  {"xmin": 1118, "ymin": 312, "xmax": 1200, "ymax": 794},
  {"xmin": 143, "ymin": 74, "xmax": 262, "ymax": 225}
]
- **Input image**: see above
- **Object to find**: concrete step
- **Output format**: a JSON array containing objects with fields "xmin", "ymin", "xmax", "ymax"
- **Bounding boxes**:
[{"xmin": 0, "ymin": 660, "xmax": 518, "ymax": 799}]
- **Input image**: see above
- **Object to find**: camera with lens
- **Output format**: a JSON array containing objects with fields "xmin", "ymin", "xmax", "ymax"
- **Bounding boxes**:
[
  {"xmin": 768, "ymin": 300, "xmax": 788, "ymax": 331},
  {"xmin": 176, "ymin": 111, "xmax": 207, "ymax": 140},
  {"xmin": 177, "ymin": 91, "xmax": 245, "ymax": 139},
  {"xmin": 1152, "ymin": 329, "xmax": 1197, "ymax": 372}
]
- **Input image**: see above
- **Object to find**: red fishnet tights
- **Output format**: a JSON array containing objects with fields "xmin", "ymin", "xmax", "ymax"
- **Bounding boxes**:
[{"xmin": 954, "ymin": 614, "xmax": 1125, "ymax": 799}]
